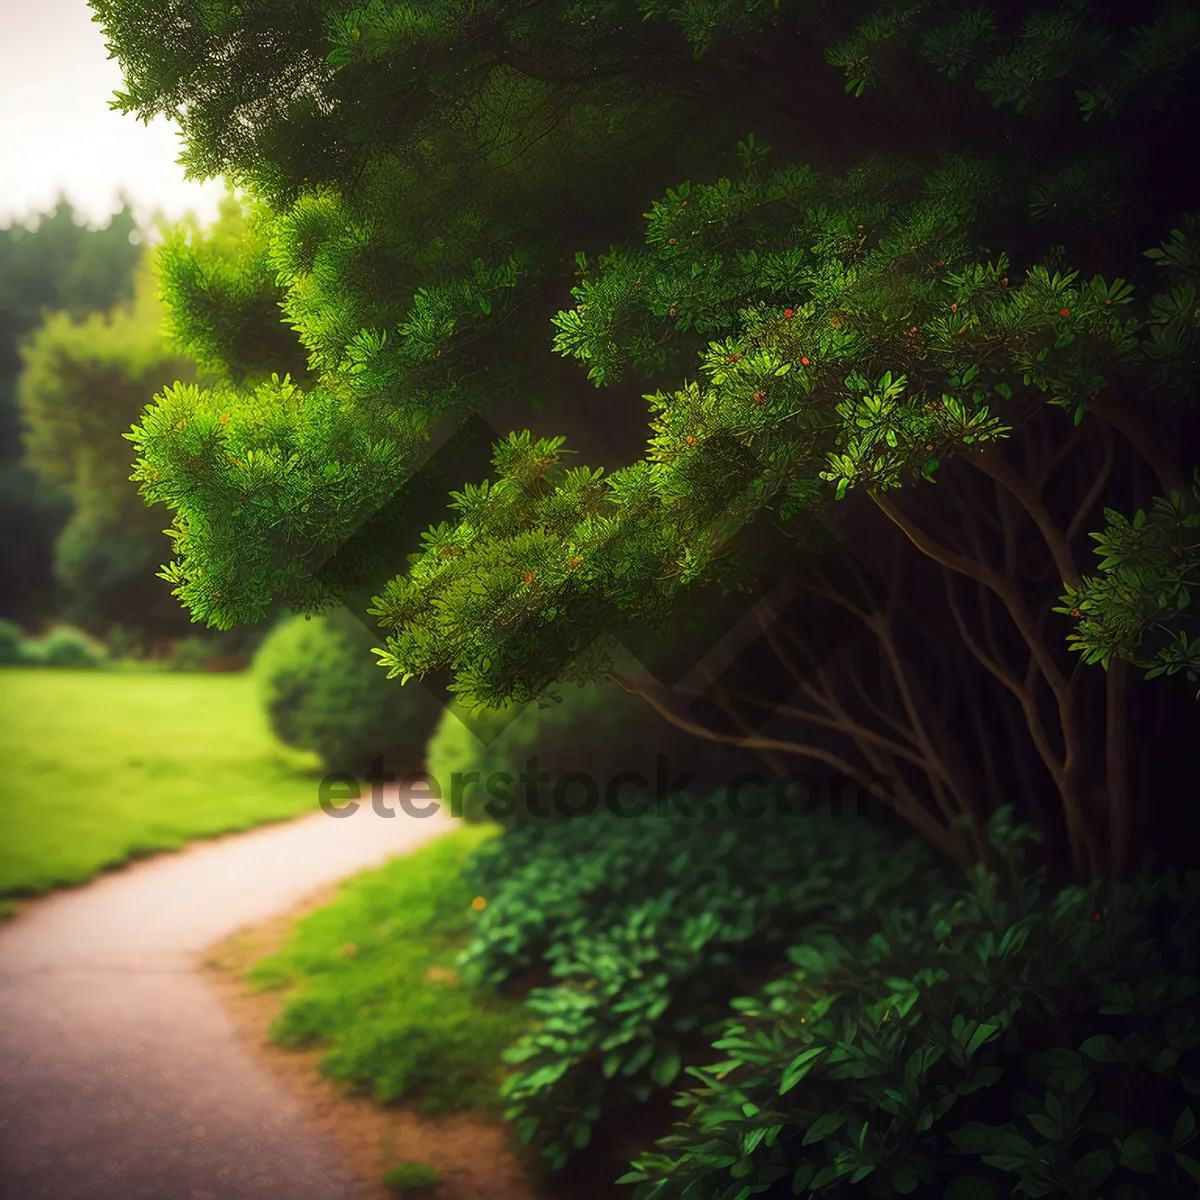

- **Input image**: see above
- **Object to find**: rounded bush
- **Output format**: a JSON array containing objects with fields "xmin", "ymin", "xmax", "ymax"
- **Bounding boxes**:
[
  {"xmin": 254, "ymin": 607, "xmax": 442, "ymax": 772},
  {"xmin": 426, "ymin": 678, "xmax": 754, "ymax": 825},
  {"xmin": 27, "ymin": 624, "xmax": 106, "ymax": 668},
  {"xmin": 0, "ymin": 619, "xmax": 26, "ymax": 665}
]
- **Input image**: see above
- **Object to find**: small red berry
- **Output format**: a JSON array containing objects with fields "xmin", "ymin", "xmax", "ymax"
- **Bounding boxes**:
[
  {"xmin": 784, "ymin": 308, "xmax": 795, "ymax": 318},
  {"xmin": 951, "ymin": 303, "xmax": 958, "ymax": 313},
  {"xmin": 1060, "ymin": 308, "xmax": 1070, "ymax": 317},
  {"xmin": 753, "ymin": 392, "xmax": 765, "ymax": 404},
  {"xmin": 801, "ymin": 356, "xmax": 810, "ymax": 366},
  {"xmin": 522, "ymin": 571, "xmax": 534, "ymax": 583},
  {"xmin": 1093, "ymin": 912, "xmax": 1101, "ymax": 921},
  {"xmin": 685, "ymin": 435, "xmax": 696, "ymax": 446},
  {"xmin": 1104, "ymin": 299, "xmax": 1112, "ymax": 305},
  {"xmin": 925, "ymin": 444, "xmax": 934, "ymax": 451},
  {"xmin": 668, "ymin": 237, "xmax": 676, "ymax": 245}
]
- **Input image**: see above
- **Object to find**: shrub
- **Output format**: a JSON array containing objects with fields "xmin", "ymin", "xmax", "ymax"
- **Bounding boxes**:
[
  {"xmin": 254, "ymin": 607, "xmax": 442, "ymax": 772},
  {"xmin": 621, "ymin": 807, "xmax": 1200, "ymax": 1199},
  {"xmin": 248, "ymin": 826, "xmax": 526, "ymax": 1114},
  {"xmin": 426, "ymin": 679, "xmax": 756, "ymax": 826},
  {"xmin": 104, "ymin": 623, "xmax": 147, "ymax": 662},
  {"xmin": 24, "ymin": 624, "xmax": 106, "ymax": 668},
  {"xmin": 0, "ymin": 619, "xmax": 26, "ymax": 664},
  {"xmin": 457, "ymin": 800, "xmax": 947, "ymax": 1171},
  {"xmin": 381, "ymin": 1161, "xmax": 442, "ymax": 1193},
  {"xmin": 166, "ymin": 635, "xmax": 214, "ymax": 673}
]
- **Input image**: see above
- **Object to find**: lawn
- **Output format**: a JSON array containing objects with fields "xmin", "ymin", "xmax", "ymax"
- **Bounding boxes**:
[
  {"xmin": 245, "ymin": 823, "xmax": 526, "ymax": 1114},
  {"xmin": 0, "ymin": 667, "xmax": 323, "ymax": 895}
]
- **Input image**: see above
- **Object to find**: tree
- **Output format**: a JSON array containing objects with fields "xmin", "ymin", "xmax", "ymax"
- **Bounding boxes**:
[
  {"xmin": 96, "ymin": 0, "xmax": 1200, "ymax": 882},
  {"xmin": 0, "ymin": 195, "xmax": 142, "ymax": 626},
  {"xmin": 16, "ymin": 242, "xmax": 207, "ymax": 636}
]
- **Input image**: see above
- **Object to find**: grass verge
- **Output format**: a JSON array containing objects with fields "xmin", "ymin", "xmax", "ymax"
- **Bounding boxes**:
[
  {"xmin": 0, "ymin": 667, "xmax": 322, "ymax": 895},
  {"xmin": 247, "ymin": 824, "xmax": 528, "ymax": 1114}
]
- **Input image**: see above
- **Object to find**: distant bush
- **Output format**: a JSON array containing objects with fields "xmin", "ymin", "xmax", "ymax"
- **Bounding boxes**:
[
  {"xmin": 166, "ymin": 635, "xmax": 214, "ymax": 673},
  {"xmin": 426, "ymin": 679, "xmax": 755, "ymax": 826},
  {"xmin": 0, "ymin": 619, "xmax": 26, "ymax": 664},
  {"xmin": 254, "ymin": 607, "xmax": 442, "ymax": 772},
  {"xmin": 104, "ymin": 623, "xmax": 147, "ymax": 662},
  {"xmin": 23, "ymin": 624, "xmax": 106, "ymax": 668}
]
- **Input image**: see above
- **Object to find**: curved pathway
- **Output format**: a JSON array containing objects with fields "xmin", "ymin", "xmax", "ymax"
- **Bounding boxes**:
[{"xmin": 0, "ymin": 800, "xmax": 452, "ymax": 1199}]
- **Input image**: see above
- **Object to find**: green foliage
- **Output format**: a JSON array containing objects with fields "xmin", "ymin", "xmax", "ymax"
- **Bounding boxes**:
[
  {"xmin": 1057, "ymin": 472, "xmax": 1200, "ymax": 691},
  {"xmin": 98, "ymin": 0, "xmax": 738, "ymax": 630},
  {"xmin": 1138, "ymin": 215, "xmax": 1200, "ymax": 402},
  {"xmin": 371, "ymin": 146, "xmax": 1169, "ymax": 708},
  {"xmin": 426, "ymin": 678, "xmax": 747, "ymax": 825},
  {"xmin": 253, "ymin": 606, "xmax": 441, "ymax": 772},
  {"xmin": 16, "ymin": 249, "xmax": 204, "ymax": 636},
  {"xmin": 96, "ymin": 0, "xmax": 1199, "ymax": 717},
  {"xmin": 827, "ymin": 1, "xmax": 1200, "ymax": 120},
  {"xmin": 153, "ymin": 186, "xmax": 313, "ymax": 386},
  {"xmin": 22, "ymin": 624, "xmax": 107, "ymax": 668},
  {"xmin": 248, "ymin": 826, "xmax": 526, "ymax": 1113},
  {"xmin": 0, "ymin": 197, "xmax": 142, "ymax": 625},
  {"xmin": 166, "ymin": 635, "xmax": 214, "ymax": 672},
  {"xmin": 0, "ymin": 619, "xmax": 25, "ymax": 664},
  {"xmin": 457, "ymin": 802, "xmax": 944, "ymax": 1170},
  {"xmin": 621, "ymin": 807, "xmax": 1200, "ymax": 1198},
  {"xmin": 382, "ymin": 1161, "xmax": 443, "ymax": 1193}
]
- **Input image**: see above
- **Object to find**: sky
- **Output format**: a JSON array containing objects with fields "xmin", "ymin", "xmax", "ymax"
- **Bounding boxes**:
[{"xmin": 0, "ymin": 0, "xmax": 229, "ymax": 238}]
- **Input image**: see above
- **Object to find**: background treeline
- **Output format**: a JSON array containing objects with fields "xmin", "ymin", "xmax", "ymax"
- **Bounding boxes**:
[{"xmin": 0, "ymin": 190, "xmax": 296, "ymax": 660}]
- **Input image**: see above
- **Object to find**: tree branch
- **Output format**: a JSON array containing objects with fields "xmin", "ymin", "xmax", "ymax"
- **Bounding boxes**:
[
  {"xmin": 967, "ymin": 446, "xmax": 1081, "ymax": 588},
  {"xmin": 612, "ymin": 672, "xmax": 973, "ymax": 868}
]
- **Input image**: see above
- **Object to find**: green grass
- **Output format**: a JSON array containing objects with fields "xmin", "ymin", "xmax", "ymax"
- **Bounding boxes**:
[
  {"xmin": 248, "ymin": 825, "xmax": 527, "ymax": 1114},
  {"xmin": 0, "ymin": 667, "xmax": 323, "ymax": 896}
]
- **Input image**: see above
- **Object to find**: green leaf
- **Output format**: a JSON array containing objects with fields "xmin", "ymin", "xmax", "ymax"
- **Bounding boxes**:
[
  {"xmin": 965, "ymin": 1023, "xmax": 999, "ymax": 1059},
  {"xmin": 780, "ymin": 1046, "xmax": 825, "ymax": 1094},
  {"xmin": 1175, "ymin": 1151, "xmax": 1200, "ymax": 1185},
  {"xmin": 802, "ymin": 1111, "xmax": 848, "ymax": 1145},
  {"xmin": 1173, "ymin": 1108, "xmax": 1197, "ymax": 1150},
  {"xmin": 1119, "ymin": 1128, "xmax": 1161, "ymax": 1173},
  {"xmin": 1071, "ymin": 1149, "xmax": 1114, "ymax": 1190},
  {"xmin": 1079, "ymin": 1035, "xmax": 1120, "ymax": 1062},
  {"xmin": 650, "ymin": 1051, "xmax": 682, "ymax": 1088}
]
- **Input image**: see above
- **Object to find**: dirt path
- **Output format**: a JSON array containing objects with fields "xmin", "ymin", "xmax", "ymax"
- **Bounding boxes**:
[{"xmin": 0, "ymin": 801, "xmax": 457, "ymax": 1199}]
